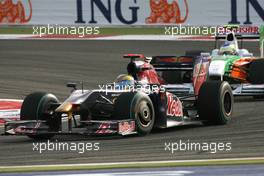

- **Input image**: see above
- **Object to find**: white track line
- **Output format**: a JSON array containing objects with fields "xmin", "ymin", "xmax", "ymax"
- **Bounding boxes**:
[
  {"xmin": 0, "ymin": 34, "xmax": 259, "ymax": 41},
  {"xmin": 0, "ymin": 157, "xmax": 264, "ymax": 169}
]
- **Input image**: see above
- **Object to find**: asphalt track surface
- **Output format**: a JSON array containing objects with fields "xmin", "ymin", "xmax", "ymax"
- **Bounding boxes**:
[{"xmin": 0, "ymin": 40, "xmax": 264, "ymax": 166}]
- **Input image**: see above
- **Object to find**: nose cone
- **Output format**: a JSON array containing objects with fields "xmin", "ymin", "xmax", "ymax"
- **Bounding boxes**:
[{"xmin": 55, "ymin": 102, "xmax": 72, "ymax": 113}]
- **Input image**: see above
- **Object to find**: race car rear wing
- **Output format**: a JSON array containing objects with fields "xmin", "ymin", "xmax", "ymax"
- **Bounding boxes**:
[
  {"xmin": 215, "ymin": 35, "xmax": 259, "ymax": 40},
  {"xmin": 215, "ymin": 34, "xmax": 259, "ymax": 49},
  {"xmin": 215, "ymin": 25, "xmax": 264, "ymax": 57},
  {"xmin": 123, "ymin": 54, "xmax": 145, "ymax": 62},
  {"xmin": 150, "ymin": 56, "xmax": 194, "ymax": 71}
]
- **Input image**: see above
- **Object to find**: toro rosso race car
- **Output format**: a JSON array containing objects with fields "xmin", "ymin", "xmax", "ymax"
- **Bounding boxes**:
[
  {"xmin": 205, "ymin": 25, "xmax": 264, "ymax": 97},
  {"xmin": 4, "ymin": 54, "xmax": 234, "ymax": 139}
]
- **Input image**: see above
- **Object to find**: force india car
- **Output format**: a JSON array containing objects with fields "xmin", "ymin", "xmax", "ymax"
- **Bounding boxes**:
[
  {"xmin": 4, "ymin": 54, "xmax": 234, "ymax": 139},
  {"xmin": 205, "ymin": 25, "xmax": 264, "ymax": 97}
]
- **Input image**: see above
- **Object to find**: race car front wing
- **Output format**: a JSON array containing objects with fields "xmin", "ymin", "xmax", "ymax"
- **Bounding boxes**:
[
  {"xmin": 232, "ymin": 84, "xmax": 264, "ymax": 96},
  {"xmin": 4, "ymin": 119, "xmax": 137, "ymax": 136}
]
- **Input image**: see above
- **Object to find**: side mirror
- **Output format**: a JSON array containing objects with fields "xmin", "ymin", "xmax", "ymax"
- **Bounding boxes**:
[{"xmin": 67, "ymin": 82, "xmax": 77, "ymax": 90}]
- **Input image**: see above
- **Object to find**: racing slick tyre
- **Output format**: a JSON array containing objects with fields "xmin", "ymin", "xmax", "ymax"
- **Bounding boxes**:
[
  {"xmin": 20, "ymin": 92, "xmax": 60, "ymax": 140},
  {"xmin": 114, "ymin": 92, "xmax": 155, "ymax": 136},
  {"xmin": 248, "ymin": 59, "xmax": 264, "ymax": 84},
  {"xmin": 197, "ymin": 81, "xmax": 233, "ymax": 125}
]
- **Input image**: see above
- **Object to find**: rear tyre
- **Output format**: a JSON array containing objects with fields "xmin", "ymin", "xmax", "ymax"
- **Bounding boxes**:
[
  {"xmin": 198, "ymin": 81, "xmax": 233, "ymax": 125},
  {"xmin": 21, "ymin": 92, "xmax": 60, "ymax": 140},
  {"xmin": 114, "ymin": 92, "xmax": 155, "ymax": 135},
  {"xmin": 248, "ymin": 59, "xmax": 264, "ymax": 84}
]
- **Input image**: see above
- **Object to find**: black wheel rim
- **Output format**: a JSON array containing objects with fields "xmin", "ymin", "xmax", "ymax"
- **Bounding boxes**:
[
  {"xmin": 136, "ymin": 100, "xmax": 152, "ymax": 127},
  {"xmin": 223, "ymin": 91, "xmax": 232, "ymax": 116}
]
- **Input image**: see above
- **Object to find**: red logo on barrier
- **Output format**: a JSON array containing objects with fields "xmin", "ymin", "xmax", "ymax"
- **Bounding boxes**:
[
  {"xmin": 146, "ymin": 0, "xmax": 189, "ymax": 24},
  {"xmin": 166, "ymin": 93, "xmax": 183, "ymax": 117},
  {"xmin": 0, "ymin": 0, "xmax": 32, "ymax": 24}
]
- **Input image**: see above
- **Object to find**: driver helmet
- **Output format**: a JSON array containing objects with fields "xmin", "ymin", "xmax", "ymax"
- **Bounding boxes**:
[
  {"xmin": 219, "ymin": 43, "xmax": 237, "ymax": 55},
  {"xmin": 114, "ymin": 74, "xmax": 135, "ymax": 87}
]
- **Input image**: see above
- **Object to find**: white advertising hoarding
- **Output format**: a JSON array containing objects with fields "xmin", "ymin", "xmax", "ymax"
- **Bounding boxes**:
[{"xmin": 0, "ymin": 0, "xmax": 263, "ymax": 25}]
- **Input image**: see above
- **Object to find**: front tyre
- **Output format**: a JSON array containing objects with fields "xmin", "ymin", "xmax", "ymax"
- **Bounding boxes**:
[
  {"xmin": 114, "ymin": 92, "xmax": 155, "ymax": 135},
  {"xmin": 21, "ymin": 92, "xmax": 60, "ymax": 140},
  {"xmin": 198, "ymin": 81, "xmax": 233, "ymax": 125},
  {"xmin": 132, "ymin": 95, "xmax": 155, "ymax": 135}
]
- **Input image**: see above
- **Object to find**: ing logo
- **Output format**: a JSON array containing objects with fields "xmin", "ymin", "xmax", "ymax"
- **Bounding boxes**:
[
  {"xmin": 146, "ymin": 0, "xmax": 189, "ymax": 24},
  {"xmin": 0, "ymin": 0, "xmax": 32, "ymax": 24}
]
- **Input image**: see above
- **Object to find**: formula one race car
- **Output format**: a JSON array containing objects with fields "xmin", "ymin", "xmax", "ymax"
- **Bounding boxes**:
[
  {"xmin": 4, "ymin": 54, "xmax": 234, "ymax": 139},
  {"xmin": 206, "ymin": 25, "xmax": 264, "ymax": 97}
]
